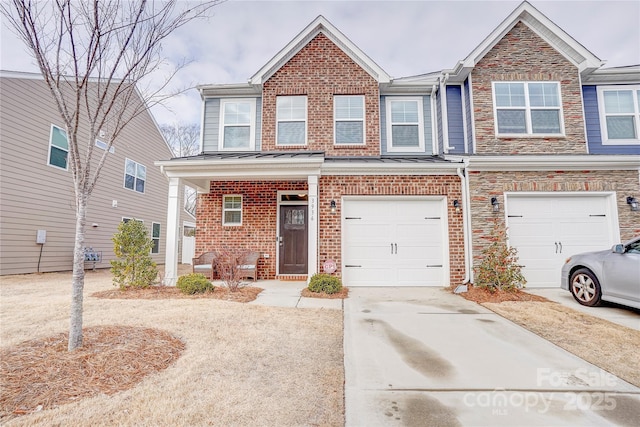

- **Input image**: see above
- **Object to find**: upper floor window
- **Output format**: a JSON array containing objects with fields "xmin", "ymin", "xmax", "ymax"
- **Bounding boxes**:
[
  {"xmin": 219, "ymin": 99, "xmax": 256, "ymax": 150},
  {"xmin": 598, "ymin": 86, "xmax": 640, "ymax": 144},
  {"xmin": 334, "ymin": 95, "xmax": 365, "ymax": 145},
  {"xmin": 124, "ymin": 159, "xmax": 146, "ymax": 194},
  {"xmin": 493, "ymin": 82, "xmax": 563, "ymax": 136},
  {"xmin": 222, "ymin": 195, "xmax": 242, "ymax": 226},
  {"xmin": 48, "ymin": 125, "xmax": 68, "ymax": 169},
  {"xmin": 386, "ymin": 97, "xmax": 424, "ymax": 152},
  {"xmin": 276, "ymin": 96, "xmax": 307, "ymax": 145}
]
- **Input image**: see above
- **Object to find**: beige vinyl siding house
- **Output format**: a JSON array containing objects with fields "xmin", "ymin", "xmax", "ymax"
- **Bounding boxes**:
[{"xmin": 0, "ymin": 71, "xmax": 191, "ymax": 275}]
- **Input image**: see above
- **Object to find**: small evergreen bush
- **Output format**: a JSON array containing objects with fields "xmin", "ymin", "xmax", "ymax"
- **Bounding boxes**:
[
  {"xmin": 308, "ymin": 273, "xmax": 343, "ymax": 294},
  {"xmin": 111, "ymin": 219, "xmax": 158, "ymax": 290},
  {"xmin": 474, "ymin": 221, "xmax": 526, "ymax": 292},
  {"xmin": 176, "ymin": 274, "xmax": 214, "ymax": 294}
]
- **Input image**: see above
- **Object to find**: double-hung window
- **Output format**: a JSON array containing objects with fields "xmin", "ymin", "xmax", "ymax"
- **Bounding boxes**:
[
  {"xmin": 124, "ymin": 159, "xmax": 146, "ymax": 193},
  {"xmin": 334, "ymin": 95, "xmax": 365, "ymax": 145},
  {"xmin": 219, "ymin": 99, "xmax": 256, "ymax": 150},
  {"xmin": 48, "ymin": 125, "xmax": 69, "ymax": 169},
  {"xmin": 222, "ymin": 195, "xmax": 242, "ymax": 226},
  {"xmin": 598, "ymin": 86, "xmax": 640, "ymax": 144},
  {"xmin": 493, "ymin": 82, "xmax": 563, "ymax": 135},
  {"xmin": 151, "ymin": 222, "xmax": 161, "ymax": 254},
  {"xmin": 386, "ymin": 97, "xmax": 424, "ymax": 151},
  {"xmin": 276, "ymin": 96, "xmax": 307, "ymax": 145}
]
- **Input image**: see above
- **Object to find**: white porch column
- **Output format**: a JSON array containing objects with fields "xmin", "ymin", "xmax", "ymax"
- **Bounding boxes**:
[
  {"xmin": 164, "ymin": 177, "xmax": 181, "ymax": 286},
  {"xmin": 308, "ymin": 175, "xmax": 319, "ymax": 279}
]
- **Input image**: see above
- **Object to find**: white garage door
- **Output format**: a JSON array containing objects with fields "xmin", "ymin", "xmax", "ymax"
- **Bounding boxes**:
[
  {"xmin": 506, "ymin": 194, "xmax": 617, "ymax": 288},
  {"xmin": 342, "ymin": 197, "xmax": 448, "ymax": 287}
]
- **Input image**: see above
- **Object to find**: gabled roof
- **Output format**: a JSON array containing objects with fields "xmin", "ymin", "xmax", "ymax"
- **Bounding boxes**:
[
  {"xmin": 447, "ymin": 1, "xmax": 604, "ymax": 82},
  {"xmin": 249, "ymin": 15, "xmax": 391, "ymax": 85}
]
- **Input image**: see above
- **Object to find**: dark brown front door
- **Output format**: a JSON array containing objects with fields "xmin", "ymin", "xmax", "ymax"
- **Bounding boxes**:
[{"xmin": 279, "ymin": 205, "xmax": 308, "ymax": 274}]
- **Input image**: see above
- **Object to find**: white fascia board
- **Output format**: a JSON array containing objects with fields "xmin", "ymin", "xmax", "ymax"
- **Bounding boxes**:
[
  {"xmin": 460, "ymin": 2, "xmax": 602, "ymax": 73},
  {"xmin": 198, "ymin": 83, "xmax": 261, "ymax": 99},
  {"xmin": 582, "ymin": 67, "xmax": 640, "ymax": 85},
  {"xmin": 460, "ymin": 155, "xmax": 640, "ymax": 172},
  {"xmin": 321, "ymin": 161, "xmax": 463, "ymax": 176},
  {"xmin": 249, "ymin": 15, "xmax": 391, "ymax": 85}
]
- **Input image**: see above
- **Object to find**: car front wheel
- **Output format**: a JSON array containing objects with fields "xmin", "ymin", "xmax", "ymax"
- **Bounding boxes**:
[{"xmin": 569, "ymin": 268, "xmax": 602, "ymax": 307}]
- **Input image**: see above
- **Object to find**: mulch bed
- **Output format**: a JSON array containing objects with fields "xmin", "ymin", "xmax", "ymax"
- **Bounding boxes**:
[
  {"xmin": 0, "ymin": 325, "xmax": 185, "ymax": 420},
  {"xmin": 92, "ymin": 285, "xmax": 263, "ymax": 303},
  {"xmin": 301, "ymin": 287, "xmax": 349, "ymax": 299},
  {"xmin": 458, "ymin": 285, "xmax": 549, "ymax": 304}
]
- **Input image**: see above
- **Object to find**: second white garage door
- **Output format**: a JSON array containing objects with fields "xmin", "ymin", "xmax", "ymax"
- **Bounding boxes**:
[
  {"xmin": 342, "ymin": 197, "xmax": 448, "ymax": 287},
  {"xmin": 506, "ymin": 193, "xmax": 618, "ymax": 288}
]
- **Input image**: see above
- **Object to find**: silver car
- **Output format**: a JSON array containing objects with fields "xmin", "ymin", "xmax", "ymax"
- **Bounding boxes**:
[{"xmin": 560, "ymin": 236, "xmax": 640, "ymax": 309}]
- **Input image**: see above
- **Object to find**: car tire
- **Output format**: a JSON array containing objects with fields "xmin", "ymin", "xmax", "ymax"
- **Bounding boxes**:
[{"xmin": 569, "ymin": 268, "xmax": 602, "ymax": 307}]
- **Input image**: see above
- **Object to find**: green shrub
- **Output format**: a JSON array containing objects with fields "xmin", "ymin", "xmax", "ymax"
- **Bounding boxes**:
[
  {"xmin": 308, "ymin": 273, "xmax": 343, "ymax": 294},
  {"xmin": 474, "ymin": 221, "xmax": 526, "ymax": 292},
  {"xmin": 111, "ymin": 219, "xmax": 158, "ymax": 290},
  {"xmin": 176, "ymin": 274, "xmax": 214, "ymax": 294}
]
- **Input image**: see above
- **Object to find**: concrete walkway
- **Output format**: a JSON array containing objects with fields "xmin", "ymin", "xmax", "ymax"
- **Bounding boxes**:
[
  {"xmin": 248, "ymin": 280, "xmax": 342, "ymax": 310},
  {"xmin": 344, "ymin": 287, "xmax": 640, "ymax": 426}
]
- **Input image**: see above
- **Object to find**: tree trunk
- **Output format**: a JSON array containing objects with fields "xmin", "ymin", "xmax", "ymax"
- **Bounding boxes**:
[{"xmin": 68, "ymin": 194, "xmax": 87, "ymax": 351}]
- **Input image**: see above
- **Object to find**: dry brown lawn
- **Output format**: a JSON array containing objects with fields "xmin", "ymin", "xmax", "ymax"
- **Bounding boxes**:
[{"xmin": 0, "ymin": 269, "xmax": 344, "ymax": 426}]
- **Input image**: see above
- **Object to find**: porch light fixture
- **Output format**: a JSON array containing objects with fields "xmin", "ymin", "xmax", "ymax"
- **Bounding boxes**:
[
  {"xmin": 330, "ymin": 200, "xmax": 337, "ymax": 213},
  {"xmin": 491, "ymin": 197, "xmax": 500, "ymax": 212},
  {"xmin": 453, "ymin": 200, "xmax": 460, "ymax": 212},
  {"xmin": 627, "ymin": 196, "xmax": 639, "ymax": 211}
]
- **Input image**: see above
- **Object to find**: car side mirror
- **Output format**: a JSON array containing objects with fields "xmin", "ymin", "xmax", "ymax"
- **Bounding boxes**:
[{"xmin": 612, "ymin": 244, "xmax": 625, "ymax": 254}]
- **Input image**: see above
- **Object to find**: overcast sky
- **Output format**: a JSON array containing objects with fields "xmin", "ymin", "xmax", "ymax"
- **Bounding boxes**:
[{"xmin": 1, "ymin": 0, "xmax": 639, "ymax": 127}]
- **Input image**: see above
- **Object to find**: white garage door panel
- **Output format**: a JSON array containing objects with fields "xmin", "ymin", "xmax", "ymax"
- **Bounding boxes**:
[
  {"xmin": 507, "ymin": 195, "xmax": 615, "ymax": 288},
  {"xmin": 343, "ymin": 198, "xmax": 447, "ymax": 287}
]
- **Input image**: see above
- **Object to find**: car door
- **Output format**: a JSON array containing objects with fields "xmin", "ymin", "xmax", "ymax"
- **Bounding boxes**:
[{"xmin": 602, "ymin": 238, "xmax": 640, "ymax": 303}]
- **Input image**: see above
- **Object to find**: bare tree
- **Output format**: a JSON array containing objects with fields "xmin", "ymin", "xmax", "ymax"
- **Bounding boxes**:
[
  {"xmin": 160, "ymin": 122, "xmax": 201, "ymax": 157},
  {"xmin": 1, "ymin": 0, "xmax": 223, "ymax": 350}
]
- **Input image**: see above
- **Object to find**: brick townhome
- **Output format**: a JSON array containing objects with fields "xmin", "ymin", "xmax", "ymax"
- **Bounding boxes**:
[{"xmin": 157, "ymin": 1, "xmax": 639, "ymax": 288}]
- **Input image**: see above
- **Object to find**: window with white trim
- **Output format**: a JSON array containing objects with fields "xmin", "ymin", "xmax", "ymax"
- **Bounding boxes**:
[
  {"xmin": 222, "ymin": 195, "xmax": 242, "ymax": 226},
  {"xmin": 597, "ymin": 86, "xmax": 640, "ymax": 144},
  {"xmin": 151, "ymin": 222, "xmax": 161, "ymax": 254},
  {"xmin": 219, "ymin": 98, "xmax": 256, "ymax": 150},
  {"xmin": 276, "ymin": 96, "xmax": 307, "ymax": 145},
  {"xmin": 334, "ymin": 95, "xmax": 365, "ymax": 145},
  {"xmin": 124, "ymin": 159, "xmax": 146, "ymax": 193},
  {"xmin": 493, "ymin": 82, "xmax": 563, "ymax": 135},
  {"xmin": 95, "ymin": 139, "xmax": 115, "ymax": 153},
  {"xmin": 48, "ymin": 125, "xmax": 69, "ymax": 169},
  {"xmin": 386, "ymin": 97, "xmax": 424, "ymax": 151}
]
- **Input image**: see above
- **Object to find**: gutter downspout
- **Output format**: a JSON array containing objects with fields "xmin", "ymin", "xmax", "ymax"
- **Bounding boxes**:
[{"xmin": 456, "ymin": 160, "xmax": 472, "ymax": 285}]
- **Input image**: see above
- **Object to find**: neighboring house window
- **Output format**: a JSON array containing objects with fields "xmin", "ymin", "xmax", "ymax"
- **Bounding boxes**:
[
  {"xmin": 219, "ymin": 98, "xmax": 256, "ymax": 150},
  {"xmin": 598, "ymin": 86, "xmax": 640, "ymax": 144},
  {"xmin": 222, "ymin": 195, "xmax": 242, "ymax": 226},
  {"xmin": 493, "ymin": 82, "xmax": 563, "ymax": 135},
  {"xmin": 334, "ymin": 95, "xmax": 365, "ymax": 145},
  {"xmin": 48, "ymin": 125, "xmax": 69, "ymax": 169},
  {"xmin": 95, "ymin": 139, "xmax": 115, "ymax": 153},
  {"xmin": 122, "ymin": 217, "xmax": 143, "ymax": 224},
  {"xmin": 124, "ymin": 159, "xmax": 146, "ymax": 193},
  {"xmin": 151, "ymin": 222, "xmax": 160, "ymax": 254},
  {"xmin": 386, "ymin": 97, "xmax": 424, "ymax": 151},
  {"xmin": 276, "ymin": 96, "xmax": 307, "ymax": 145}
]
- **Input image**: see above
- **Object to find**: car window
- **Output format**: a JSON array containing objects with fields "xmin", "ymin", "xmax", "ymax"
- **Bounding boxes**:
[{"xmin": 627, "ymin": 240, "xmax": 640, "ymax": 254}]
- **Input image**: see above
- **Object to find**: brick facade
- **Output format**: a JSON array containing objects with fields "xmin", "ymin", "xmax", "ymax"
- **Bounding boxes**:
[
  {"xmin": 468, "ymin": 170, "xmax": 640, "ymax": 266},
  {"xmin": 261, "ymin": 33, "xmax": 381, "ymax": 156},
  {"xmin": 319, "ymin": 175, "xmax": 465, "ymax": 285},
  {"xmin": 471, "ymin": 22, "xmax": 587, "ymax": 154},
  {"xmin": 196, "ymin": 181, "xmax": 307, "ymax": 279}
]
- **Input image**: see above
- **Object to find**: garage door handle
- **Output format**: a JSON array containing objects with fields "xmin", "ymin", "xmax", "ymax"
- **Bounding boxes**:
[
  {"xmin": 426, "ymin": 265, "xmax": 443, "ymax": 268},
  {"xmin": 394, "ymin": 243, "xmax": 397, "ymax": 254},
  {"xmin": 345, "ymin": 265, "xmax": 362, "ymax": 268},
  {"xmin": 559, "ymin": 242, "xmax": 562, "ymax": 253},
  {"xmin": 555, "ymin": 242, "xmax": 558, "ymax": 253}
]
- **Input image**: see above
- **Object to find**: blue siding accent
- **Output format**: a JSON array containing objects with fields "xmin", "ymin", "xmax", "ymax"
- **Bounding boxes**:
[
  {"xmin": 202, "ymin": 98, "xmax": 220, "ymax": 152},
  {"xmin": 464, "ymin": 79, "xmax": 473, "ymax": 154},
  {"xmin": 446, "ymin": 85, "xmax": 465, "ymax": 153},
  {"xmin": 380, "ymin": 95, "xmax": 432, "ymax": 155},
  {"xmin": 584, "ymin": 85, "xmax": 640, "ymax": 155}
]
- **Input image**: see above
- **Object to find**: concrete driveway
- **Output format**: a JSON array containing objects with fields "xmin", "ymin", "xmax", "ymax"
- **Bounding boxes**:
[
  {"xmin": 344, "ymin": 287, "xmax": 640, "ymax": 426},
  {"xmin": 525, "ymin": 288, "xmax": 640, "ymax": 331}
]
